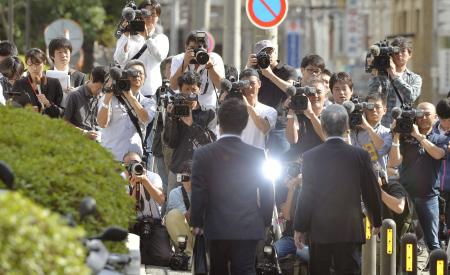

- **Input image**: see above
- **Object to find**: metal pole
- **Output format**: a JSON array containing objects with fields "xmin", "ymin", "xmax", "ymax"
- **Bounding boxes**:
[
  {"xmin": 223, "ymin": 0, "xmax": 241, "ymax": 69},
  {"xmin": 7, "ymin": 0, "xmax": 14, "ymax": 42},
  {"xmin": 362, "ymin": 216, "xmax": 376, "ymax": 275},
  {"xmin": 400, "ymin": 233, "xmax": 418, "ymax": 275},
  {"xmin": 25, "ymin": 0, "xmax": 30, "ymax": 50},
  {"xmin": 380, "ymin": 219, "xmax": 396, "ymax": 275},
  {"xmin": 169, "ymin": 0, "xmax": 179, "ymax": 55},
  {"xmin": 429, "ymin": 249, "xmax": 448, "ymax": 275}
]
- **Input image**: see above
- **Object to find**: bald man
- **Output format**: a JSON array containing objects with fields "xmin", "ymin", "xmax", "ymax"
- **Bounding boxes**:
[{"xmin": 389, "ymin": 102, "xmax": 448, "ymax": 251}]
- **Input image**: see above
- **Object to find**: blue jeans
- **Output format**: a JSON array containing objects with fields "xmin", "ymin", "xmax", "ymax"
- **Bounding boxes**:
[
  {"xmin": 274, "ymin": 236, "xmax": 309, "ymax": 262},
  {"xmin": 267, "ymin": 129, "xmax": 290, "ymax": 158},
  {"xmin": 414, "ymin": 196, "xmax": 440, "ymax": 250}
]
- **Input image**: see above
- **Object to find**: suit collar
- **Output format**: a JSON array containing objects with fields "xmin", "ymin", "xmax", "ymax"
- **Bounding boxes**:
[
  {"xmin": 219, "ymin": 133, "xmax": 241, "ymax": 140},
  {"xmin": 325, "ymin": 137, "xmax": 346, "ymax": 145}
]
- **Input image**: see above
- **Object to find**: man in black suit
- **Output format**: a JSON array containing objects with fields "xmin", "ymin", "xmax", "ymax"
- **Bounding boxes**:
[
  {"xmin": 190, "ymin": 98, "xmax": 274, "ymax": 275},
  {"xmin": 294, "ymin": 104, "xmax": 382, "ymax": 275}
]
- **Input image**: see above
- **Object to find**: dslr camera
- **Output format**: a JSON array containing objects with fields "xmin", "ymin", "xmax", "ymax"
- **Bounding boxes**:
[
  {"xmin": 134, "ymin": 216, "xmax": 154, "ymax": 240},
  {"xmin": 365, "ymin": 39, "xmax": 400, "ymax": 76},
  {"xmin": 190, "ymin": 31, "xmax": 209, "ymax": 65},
  {"xmin": 288, "ymin": 82, "xmax": 317, "ymax": 113},
  {"xmin": 170, "ymin": 93, "xmax": 198, "ymax": 118},
  {"xmin": 105, "ymin": 67, "xmax": 140, "ymax": 96},
  {"xmin": 169, "ymin": 235, "xmax": 190, "ymax": 271},
  {"xmin": 256, "ymin": 51, "xmax": 271, "ymax": 69},
  {"xmin": 126, "ymin": 160, "xmax": 145, "ymax": 176},
  {"xmin": 392, "ymin": 104, "xmax": 424, "ymax": 134},
  {"xmin": 115, "ymin": 0, "xmax": 150, "ymax": 38}
]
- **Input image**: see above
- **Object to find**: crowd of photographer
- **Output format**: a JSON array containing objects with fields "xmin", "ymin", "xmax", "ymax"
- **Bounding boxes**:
[{"xmin": 2, "ymin": 0, "xmax": 450, "ymax": 273}]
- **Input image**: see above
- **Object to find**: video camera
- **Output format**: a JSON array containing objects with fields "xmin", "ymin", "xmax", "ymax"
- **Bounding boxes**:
[
  {"xmin": 392, "ymin": 104, "xmax": 424, "ymax": 134},
  {"xmin": 347, "ymin": 97, "xmax": 365, "ymax": 129},
  {"xmin": 105, "ymin": 67, "xmax": 139, "ymax": 96},
  {"xmin": 287, "ymin": 82, "xmax": 317, "ymax": 113},
  {"xmin": 190, "ymin": 31, "xmax": 209, "ymax": 65},
  {"xmin": 169, "ymin": 235, "xmax": 190, "ymax": 271},
  {"xmin": 365, "ymin": 39, "xmax": 400, "ymax": 75},
  {"xmin": 115, "ymin": 1, "xmax": 150, "ymax": 38},
  {"xmin": 170, "ymin": 93, "xmax": 198, "ymax": 118}
]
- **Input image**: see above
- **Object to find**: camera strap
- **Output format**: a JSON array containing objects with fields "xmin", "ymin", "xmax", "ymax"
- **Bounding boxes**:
[
  {"xmin": 116, "ymin": 95, "xmax": 147, "ymax": 155},
  {"xmin": 181, "ymin": 185, "xmax": 190, "ymax": 210},
  {"xmin": 389, "ymin": 76, "xmax": 404, "ymax": 106},
  {"xmin": 131, "ymin": 44, "xmax": 148, "ymax": 60}
]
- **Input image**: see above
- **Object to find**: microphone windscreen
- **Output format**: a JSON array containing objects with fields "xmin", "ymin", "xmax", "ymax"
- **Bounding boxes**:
[
  {"xmin": 122, "ymin": 7, "xmax": 135, "ymax": 21},
  {"xmin": 369, "ymin": 45, "xmax": 381, "ymax": 56},
  {"xmin": 342, "ymin": 101, "xmax": 355, "ymax": 114},
  {"xmin": 109, "ymin": 67, "xmax": 123, "ymax": 81},
  {"xmin": 286, "ymin": 86, "xmax": 297, "ymax": 97},
  {"xmin": 240, "ymin": 79, "xmax": 250, "ymax": 89},
  {"xmin": 0, "ymin": 161, "xmax": 14, "ymax": 190},
  {"xmin": 391, "ymin": 107, "xmax": 402, "ymax": 119},
  {"xmin": 220, "ymin": 78, "xmax": 232, "ymax": 92},
  {"xmin": 140, "ymin": 8, "xmax": 150, "ymax": 18}
]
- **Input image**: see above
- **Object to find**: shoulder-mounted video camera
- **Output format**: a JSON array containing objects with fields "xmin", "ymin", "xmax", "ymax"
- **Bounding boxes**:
[
  {"xmin": 365, "ymin": 39, "xmax": 400, "ymax": 76},
  {"xmin": 105, "ymin": 67, "xmax": 140, "ymax": 96},
  {"xmin": 287, "ymin": 82, "xmax": 317, "ymax": 114},
  {"xmin": 392, "ymin": 104, "xmax": 424, "ymax": 134},
  {"xmin": 170, "ymin": 93, "xmax": 198, "ymax": 118},
  {"xmin": 225, "ymin": 79, "xmax": 250, "ymax": 100},
  {"xmin": 191, "ymin": 31, "xmax": 209, "ymax": 65},
  {"xmin": 115, "ymin": 0, "xmax": 150, "ymax": 38}
]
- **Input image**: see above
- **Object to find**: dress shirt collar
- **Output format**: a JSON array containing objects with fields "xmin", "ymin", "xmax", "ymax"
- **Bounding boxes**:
[
  {"xmin": 325, "ymin": 136, "xmax": 345, "ymax": 142},
  {"xmin": 219, "ymin": 133, "xmax": 241, "ymax": 140}
]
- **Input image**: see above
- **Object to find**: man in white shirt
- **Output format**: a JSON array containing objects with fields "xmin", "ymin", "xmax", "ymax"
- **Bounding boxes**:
[
  {"xmin": 169, "ymin": 30, "xmax": 225, "ymax": 111},
  {"xmin": 114, "ymin": 0, "xmax": 169, "ymax": 97},
  {"xmin": 239, "ymin": 68, "xmax": 277, "ymax": 150}
]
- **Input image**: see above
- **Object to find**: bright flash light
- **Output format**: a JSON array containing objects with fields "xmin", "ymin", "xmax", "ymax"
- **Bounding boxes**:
[{"xmin": 262, "ymin": 158, "xmax": 282, "ymax": 182}]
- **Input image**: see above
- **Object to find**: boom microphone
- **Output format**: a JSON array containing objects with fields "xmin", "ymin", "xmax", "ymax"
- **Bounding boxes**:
[
  {"xmin": 0, "ymin": 161, "xmax": 15, "ymax": 190},
  {"xmin": 122, "ymin": 7, "xmax": 135, "ymax": 21},
  {"xmin": 369, "ymin": 45, "xmax": 381, "ymax": 56},
  {"xmin": 109, "ymin": 67, "xmax": 123, "ymax": 81},
  {"xmin": 342, "ymin": 101, "xmax": 355, "ymax": 114},
  {"xmin": 391, "ymin": 107, "xmax": 403, "ymax": 119},
  {"xmin": 220, "ymin": 78, "xmax": 232, "ymax": 92},
  {"xmin": 286, "ymin": 86, "xmax": 297, "ymax": 97}
]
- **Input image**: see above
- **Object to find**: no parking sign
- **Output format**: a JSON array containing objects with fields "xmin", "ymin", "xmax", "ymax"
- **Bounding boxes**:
[{"xmin": 246, "ymin": 0, "xmax": 288, "ymax": 29}]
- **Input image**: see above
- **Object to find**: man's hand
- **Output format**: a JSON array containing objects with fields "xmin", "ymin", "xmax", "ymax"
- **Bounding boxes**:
[
  {"xmin": 294, "ymin": 231, "xmax": 305, "ymax": 249},
  {"xmin": 359, "ymin": 115, "xmax": 372, "ymax": 131},
  {"xmin": 286, "ymin": 175, "xmax": 302, "ymax": 191},
  {"xmin": 246, "ymin": 53, "xmax": 258, "ymax": 68},
  {"xmin": 183, "ymin": 47, "xmax": 196, "ymax": 66},
  {"xmin": 36, "ymin": 94, "xmax": 51, "ymax": 108},
  {"xmin": 166, "ymin": 103, "xmax": 174, "ymax": 115},
  {"xmin": 387, "ymin": 57, "xmax": 400, "ymax": 78},
  {"xmin": 242, "ymin": 94, "xmax": 252, "ymax": 107},
  {"xmin": 129, "ymin": 172, "xmax": 148, "ymax": 187},
  {"xmin": 303, "ymin": 98, "xmax": 315, "ymax": 120},
  {"xmin": 411, "ymin": 124, "xmax": 422, "ymax": 140},
  {"xmin": 192, "ymin": 227, "xmax": 204, "ymax": 236},
  {"xmin": 372, "ymin": 226, "xmax": 381, "ymax": 235},
  {"xmin": 184, "ymin": 211, "xmax": 191, "ymax": 223},
  {"xmin": 260, "ymin": 65, "xmax": 274, "ymax": 78},
  {"xmin": 123, "ymin": 89, "xmax": 135, "ymax": 100},
  {"xmin": 85, "ymin": 130, "xmax": 98, "ymax": 141}
]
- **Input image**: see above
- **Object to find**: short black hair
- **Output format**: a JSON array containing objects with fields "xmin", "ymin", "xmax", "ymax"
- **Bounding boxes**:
[
  {"xmin": 25, "ymin": 48, "xmax": 47, "ymax": 65},
  {"xmin": 0, "ymin": 56, "xmax": 24, "ymax": 79},
  {"xmin": 160, "ymin": 56, "xmax": 172, "ymax": 78},
  {"xmin": 91, "ymin": 66, "xmax": 108, "ymax": 84},
  {"xmin": 391, "ymin": 36, "xmax": 413, "ymax": 53},
  {"xmin": 0, "ymin": 40, "xmax": 18, "ymax": 57},
  {"xmin": 185, "ymin": 30, "xmax": 209, "ymax": 49},
  {"xmin": 177, "ymin": 71, "xmax": 201, "ymax": 90},
  {"xmin": 225, "ymin": 64, "xmax": 239, "ymax": 82},
  {"xmin": 323, "ymin": 68, "xmax": 332, "ymax": 77},
  {"xmin": 138, "ymin": 0, "xmax": 162, "ymax": 16},
  {"xmin": 48, "ymin": 37, "xmax": 73, "ymax": 61},
  {"xmin": 218, "ymin": 98, "xmax": 249, "ymax": 135},
  {"xmin": 365, "ymin": 92, "xmax": 387, "ymax": 106},
  {"xmin": 437, "ymin": 98, "xmax": 450, "ymax": 119},
  {"xmin": 329, "ymin": 72, "xmax": 353, "ymax": 91},
  {"xmin": 239, "ymin": 68, "xmax": 259, "ymax": 80},
  {"xmin": 180, "ymin": 160, "xmax": 193, "ymax": 174},
  {"xmin": 300, "ymin": 54, "xmax": 325, "ymax": 70}
]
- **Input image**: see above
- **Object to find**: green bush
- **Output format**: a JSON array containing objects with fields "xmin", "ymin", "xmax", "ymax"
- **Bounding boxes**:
[
  {"xmin": 0, "ymin": 191, "xmax": 89, "ymax": 275},
  {"xmin": 0, "ymin": 106, "xmax": 134, "ymax": 244}
]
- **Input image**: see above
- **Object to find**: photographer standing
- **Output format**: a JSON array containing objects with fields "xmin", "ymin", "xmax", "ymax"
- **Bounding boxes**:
[
  {"xmin": 284, "ymin": 77, "xmax": 326, "ymax": 161},
  {"xmin": 169, "ymin": 31, "xmax": 224, "ymax": 111},
  {"xmin": 114, "ymin": 0, "xmax": 169, "ymax": 97},
  {"xmin": 246, "ymin": 40, "xmax": 298, "ymax": 157},
  {"xmin": 238, "ymin": 68, "xmax": 277, "ymax": 149},
  {"xmin": 389, "ymin": 102, "xmax": 447, "ymax": 251},
  {"xmin": 97, "ymin": 60, "xmax": 155, "ymax": 161},
  {"xmin": 350, "ymin": 93, "xmax": 392, "ymax": 171},
  {"xmin": 368, "ymin": 36, "xmax": 422, "ymax": 127},
  {"xmin": 163, "ymin": 71, "xmax": 215, "ymax": 195},
  {"xmin": 123, "ymin": 151, "xmax": 171, "ymax": 266}
]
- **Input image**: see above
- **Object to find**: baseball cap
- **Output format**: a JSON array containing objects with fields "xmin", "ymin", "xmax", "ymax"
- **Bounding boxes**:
[{"xmin": 253, "ymin": 40, "xmax": 274, "ymax": 55}]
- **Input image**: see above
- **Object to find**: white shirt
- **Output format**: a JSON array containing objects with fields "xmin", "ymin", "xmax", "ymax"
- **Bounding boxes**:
[
  {"xmin": 99, "ymin": 92, "xmax": 156, "ymax": 161},
  {"xmin": 241, "ymin": 102, "xmax": 277, "ymax": 149},
  {"xmin": 170, "ymin": 52, "xmax": 225, "ymax": 110},
  {"xmin": 114, "ymin": 32, "xmax": 169, "ymax": 96},
  {"xmin": 0, "ymin": 82, "xmax": 5, "ymax": 106},
  {"xmin": 125, "ymin": 171, "xmax": 163, "ymax": 219}
]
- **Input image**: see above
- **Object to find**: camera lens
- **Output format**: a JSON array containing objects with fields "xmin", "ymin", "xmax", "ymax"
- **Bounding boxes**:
[
  {"xmin": 257, "ymin": 52, "xmax": 271, "ymax": 69},
  {"xmin": 196, "ymin": 50, "xmax": 209, "ymax": 65}
]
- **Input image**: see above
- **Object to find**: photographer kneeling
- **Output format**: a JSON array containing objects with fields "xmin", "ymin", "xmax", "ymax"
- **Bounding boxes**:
[
  {"xmin": 389, "ymin": 102, "xmax": 447, "ymax": 251},
  {"xmin": 165, "ymin": 160, "xmax": 194, "ymax": 257},
  {"xmin": 163, "ymin": 71, "xmax": 215, "ymax": 194},
  {"xmin": 123, "ymin": 151, "xmax": 171, "ymax": 266}
]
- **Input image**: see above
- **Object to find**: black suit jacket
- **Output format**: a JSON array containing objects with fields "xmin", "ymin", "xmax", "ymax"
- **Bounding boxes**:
[
  {"xmin": 69, "ymin": 68, "xmax": 87, "ymax": 88},
  {"xmin": 12, "ymin": 76, "xmax": 64, "ymax": 118},
  {"xmin": 190, "ymin": 136, "xmax": 274, "ymax": 240},
  {"xmin": 294, "ymin": 138, "xmax": 382, "ymax": 244}
]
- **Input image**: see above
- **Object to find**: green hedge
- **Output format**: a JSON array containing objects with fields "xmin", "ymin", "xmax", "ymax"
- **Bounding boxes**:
[
  {"xmin": 0, "ymin": 106, "xmax": 134, "ymax": 242},
  {"xmin": 0, "ymin": 191, "xmax": 89, "ymax": 274}
]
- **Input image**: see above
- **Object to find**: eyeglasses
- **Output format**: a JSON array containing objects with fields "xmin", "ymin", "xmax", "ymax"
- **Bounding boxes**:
[
  {"xmin": 26, "ymin": 62, "xmax": 43, "ymax": 68},
  {"xmin": 305, "ymin": 67, "xmax": 321, "ymax": 75}
]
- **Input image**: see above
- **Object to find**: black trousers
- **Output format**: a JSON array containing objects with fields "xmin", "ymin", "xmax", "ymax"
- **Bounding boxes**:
[
  {"xmin": 133, "ymin": 222, "xmax": 172, "ymax": 266},
  {"xmin": 309, "ymin": 242, "xmax": 361, "ymax": 275},
  {"xmin": 208, "ymin": 239, "xmax": 259, "ymax": 275}
]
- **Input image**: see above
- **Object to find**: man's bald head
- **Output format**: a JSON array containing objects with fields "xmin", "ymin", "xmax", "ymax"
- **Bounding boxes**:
[{"xmin": 417, "ymin": 102, "xmax": 436, "ymax": 114}]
